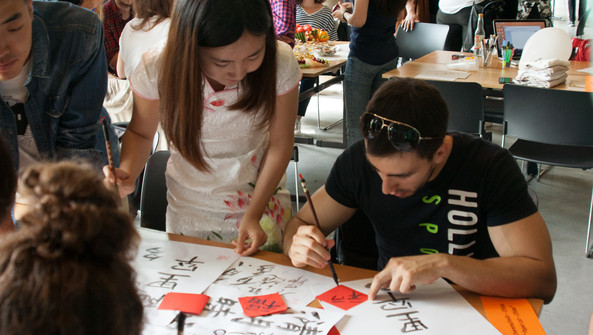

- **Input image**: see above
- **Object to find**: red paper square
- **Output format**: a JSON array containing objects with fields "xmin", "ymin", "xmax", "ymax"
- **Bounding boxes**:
[
  {"xmin": 158, "ymin": 292, "xmax": 210, "ymax": 315},
  {"xmin": 316, "ymin": 285, "xmax": 368, "ymax": 311},
  {"xmin": 238, "ymin": 292, "xmax": 288, "ymax": 317}
]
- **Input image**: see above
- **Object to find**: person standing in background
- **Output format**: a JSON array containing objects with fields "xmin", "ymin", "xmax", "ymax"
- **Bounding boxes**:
[
  {"xmin": 64, "ymin": 0, "xmax": 104, "ymax": 17},
  {"xmin": 117, "ymin": 0, "xmax": 172, "ymax": 79},
  {"xmin": 270, "ymin": 0, "xmax": 297, "ymax": 47},
  {"xmin": 103, "ymin": 0, "xmax": 134, "ymax": 75},
  {"xmin": 333, "ymin": 0, "xmax": 408, "ymax": 147},
  {"xmin": 295, "ymin": 0, "xmax": 339, "ymax": 133}
]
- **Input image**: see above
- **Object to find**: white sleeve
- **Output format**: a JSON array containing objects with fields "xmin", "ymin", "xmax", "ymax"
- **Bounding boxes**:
[
  {"xmin": 129, "ymin": 44, "xmax": 165, "ymax": 101},
  {"xmin": 276, "ymin": 41, "xmax": 302, "ymax": 95}
]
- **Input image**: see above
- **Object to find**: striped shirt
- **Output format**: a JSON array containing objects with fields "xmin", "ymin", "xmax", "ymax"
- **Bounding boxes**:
[{"xmin": 296, "ymin": 5, "xmax": 339, "ymax": 41}]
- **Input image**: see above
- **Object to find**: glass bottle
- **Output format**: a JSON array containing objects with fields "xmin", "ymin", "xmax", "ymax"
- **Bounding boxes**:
[{"xmin": 474, "ymin": 13, "xmax": 485, "ymax": 57}]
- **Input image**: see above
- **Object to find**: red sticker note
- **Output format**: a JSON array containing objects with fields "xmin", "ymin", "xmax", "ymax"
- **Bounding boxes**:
[
  {"xmin": 316, "ymin": 285, "xmax": 368, "ymax": 310},
  {"xmin": 158, "ymin": 292, "xmax": 210, "ymax": 315},
  {"xmin": 238, "ymin": 293, "xmax": 288, "ymax": 317}
]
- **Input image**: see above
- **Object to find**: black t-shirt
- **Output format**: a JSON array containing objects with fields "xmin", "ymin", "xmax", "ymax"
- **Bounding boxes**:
[{"xmin": 326, "ymin": 133, "xmax": 537, "ymax": 269}]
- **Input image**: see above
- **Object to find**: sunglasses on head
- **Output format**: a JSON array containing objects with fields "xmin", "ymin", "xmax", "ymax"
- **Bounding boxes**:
[{"xmin": 361, "ymin": 112, "xmax": 442, "ymax": 151}]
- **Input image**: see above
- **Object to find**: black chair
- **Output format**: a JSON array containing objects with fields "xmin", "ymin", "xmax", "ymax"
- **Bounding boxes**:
[
  {"xmin": 396, "ymin": 22, "xmax": 450, "ymax": 64},
  {"xmin": 139, "ymin": 150, "xmax": 170, "ymax": 231},
  {"xmin": 501, "ymin": 84, "xmax": 593, "ymax": 257},
  {"xmin": 332, "ymin": 209, "xmax": 379, "ymax": 271},
  {"xmin": 423, "ymin": 79, "xmax": 487, "ymax": 139}
]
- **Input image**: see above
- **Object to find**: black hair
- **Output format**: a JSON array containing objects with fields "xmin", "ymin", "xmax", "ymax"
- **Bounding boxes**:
[{"xmin": 363, "ymin": 78, "xmax": 449, "ymax": 159}]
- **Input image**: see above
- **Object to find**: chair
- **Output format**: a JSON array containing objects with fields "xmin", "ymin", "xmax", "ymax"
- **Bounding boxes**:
[
  {"xmin": 139, "ymin": 147, "xmax": 303, "ymax": 231},
  {"xmin": 501, "ymin": 84, "xmax": 593, "ymax": 257},
  {"xmin": 396, "ymin": 22, "xmax": 450, "ymax": 64},
  {"xmin": 139, "ymin": 150, "xmax": 170, "ymax": 231},
  {"xmin": 422, "ymin": 79, "xmax": 487, "ymax": 139}
]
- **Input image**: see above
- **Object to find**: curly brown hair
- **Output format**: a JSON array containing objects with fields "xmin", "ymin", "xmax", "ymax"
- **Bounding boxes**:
[{"xmin": 0, "ymin": 161, "xmax": 143, "ymax": 335}]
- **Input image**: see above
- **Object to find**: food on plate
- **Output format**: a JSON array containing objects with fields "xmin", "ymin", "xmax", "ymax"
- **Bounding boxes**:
[
  {"xmin": 315, "ymin": 44, "xmax": 337, "ymax": 57},
  {"xmin": 294, "ymin": 52, "xmax": 329, "ymax": 68}
]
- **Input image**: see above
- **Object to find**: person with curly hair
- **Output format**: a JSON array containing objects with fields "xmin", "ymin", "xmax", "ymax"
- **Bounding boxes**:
[{"xmin": 0, "ymin": 161, "xmax": 143, "ymax": 335}]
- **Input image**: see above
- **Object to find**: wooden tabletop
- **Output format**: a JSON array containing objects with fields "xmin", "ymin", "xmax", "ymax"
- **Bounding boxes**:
[
  {"xmin": 383, "ymin": 50, "xmax": 590, "ymax": 91},
  {"xmin": 165, "ymin": 231, "xmax": 544, "ymax": 320},
  {"xmin": 300, "ymin": 41, "xmax": 349, "ymax": 78}
]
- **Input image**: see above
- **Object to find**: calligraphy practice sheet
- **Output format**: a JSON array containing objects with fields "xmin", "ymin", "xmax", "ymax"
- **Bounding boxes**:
[
  {"xmin": 143, "ymin": 284, "xmax": 345, "ymax": 335},
  {"xmin": 133, "ymin": 233, "xmax": 240, "ymax": 327},
  {"xmin": 315, "ymin": 278, "xmax": 501, "ymax": 335},
  {"xmin": 214, "ymin": 256, "xmax": 334, "ymax": 306}
]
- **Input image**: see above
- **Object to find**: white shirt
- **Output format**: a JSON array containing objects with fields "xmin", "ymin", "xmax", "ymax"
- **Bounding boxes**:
[{"xmin": 119, "ymin": 16, "xmax": 171, "ymax": 79}]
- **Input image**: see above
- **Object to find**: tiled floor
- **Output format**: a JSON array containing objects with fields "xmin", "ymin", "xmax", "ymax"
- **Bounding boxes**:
[{"xmin": 289, "ymin": 12, "xmax": 593, "ymax": 332}]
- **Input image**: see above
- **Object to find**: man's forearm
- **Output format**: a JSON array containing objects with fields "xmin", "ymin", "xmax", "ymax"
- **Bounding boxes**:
[{"xmin": 439, "ymin": 254, "xmax": 557, "ymax": 303}]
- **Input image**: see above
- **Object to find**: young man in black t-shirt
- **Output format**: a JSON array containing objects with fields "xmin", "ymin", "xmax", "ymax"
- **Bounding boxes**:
[{"xmin": 283, "ymin": 78, "xmax": 557, "ymax": 303}]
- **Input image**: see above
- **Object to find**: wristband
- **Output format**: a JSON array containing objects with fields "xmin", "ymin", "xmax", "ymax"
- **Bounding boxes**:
[{"xmin": 342, "ymin": 10, "xmax": 348, "ymax": 23}]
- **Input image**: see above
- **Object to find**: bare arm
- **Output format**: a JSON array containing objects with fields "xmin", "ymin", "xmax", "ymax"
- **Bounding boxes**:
[
  {"xmin": 116, "ymin": 52, "xmax": 126, "ymax": 79},
  {"xmin": 402, "ymin": 0, "xmax": 418, "ymax": 31},
  {"xmin": 103, "ymin": 92, "xmax": 160, "ymax": 197},
  {"xmin": 234, "ymin": 86, "xmax": 299, "ymax": 255},
  {"xmin": 369, "ymin": 212, "xmax": 557, "ymax": 303},
  {"xmin": 332, "ymin": 0, "xmax": 369, "ymax": 28},
  {"xmin": 283, "ymin": 186, "xmax": 357, "ymax": 268}
]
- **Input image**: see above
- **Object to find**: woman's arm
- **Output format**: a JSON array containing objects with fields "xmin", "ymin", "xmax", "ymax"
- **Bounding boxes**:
[
  {"xmin": 116, "ymin": 52, "xmax": 126, "ymax": 79},
  {"xmin": 103, "ymin": 92, "xmax": 160, "ymax": 198},
  {"xmin": 234, "ymin": 86, "xmax": 299, "ymax": 256},
  {"xmin": 333, "ymin": 0, "xmax": 369, "ymax": 28}
]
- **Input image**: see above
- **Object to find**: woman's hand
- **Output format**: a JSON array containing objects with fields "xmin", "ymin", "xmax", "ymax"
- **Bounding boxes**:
[
  {"xmin": 233, "ymin": 217, "xmax": 268, "ymax": 256},
  {"xmin": 102, "ymin": 165, "xmax": 136, "ymax": 198}
]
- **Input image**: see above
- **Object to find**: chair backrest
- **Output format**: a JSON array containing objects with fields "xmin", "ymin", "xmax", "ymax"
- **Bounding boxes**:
[
  {"xmin": 423, "ymin": 79, "xmax": 485, "ymax": 136},
  {"xmin": 503, "ymin": 84, "xmax": 593, "ymax": 146},
  {"xmin": 396, "ymin": 22, "xmax": 450, "ymax": 61},
  {"xmin": 139, "ymin": 150, "xmax": 171, "ymax": 231}
]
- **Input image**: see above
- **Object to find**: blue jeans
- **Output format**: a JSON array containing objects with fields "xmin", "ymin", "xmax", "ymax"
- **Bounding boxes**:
[{"xmin": 344, "ymin": 56, "xmax": 398, "ymax": 147}]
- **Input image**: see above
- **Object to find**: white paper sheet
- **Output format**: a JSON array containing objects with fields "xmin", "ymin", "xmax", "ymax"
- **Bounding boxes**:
[
  {"xmin": 577, "ymin": 67, "xmax": 593, "ymax": 75},
  {"xmin": 142, "ymin": 284, "xmax": 345, "ymax": 335},
  {"xmin": 133, "ymin": 231, "xmax": 240, "ymax": 328},
  {"xmin": 214, "ymin": 256, "xmax": 334, "ymax": 306},
  {"xmin": 314, "ymin": 278, "xmax": 501, "ymax": 335},
  {"xmin": 415, "ymin": 70, "xmax": 471, "ymax": 81}
]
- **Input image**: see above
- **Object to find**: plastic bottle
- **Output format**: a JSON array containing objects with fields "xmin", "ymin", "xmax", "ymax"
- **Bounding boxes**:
[{"xmin": 474, "ymin": 13, "xmax": 485, "ymax": 57}]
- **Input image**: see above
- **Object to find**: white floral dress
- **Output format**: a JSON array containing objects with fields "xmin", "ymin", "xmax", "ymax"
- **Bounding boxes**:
[{"xmin": 131, "ymin": 42, "xmax": 301, "ymax": 252}]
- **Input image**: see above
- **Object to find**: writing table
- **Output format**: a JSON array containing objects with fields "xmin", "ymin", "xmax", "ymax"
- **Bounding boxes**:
[
  {"xmin": 163, "ymin": 230, "xmax": 543, "ymax": 321},
  {"xmin": 382, "ymin": 50, "xmax": 590, "ymax": 91}
]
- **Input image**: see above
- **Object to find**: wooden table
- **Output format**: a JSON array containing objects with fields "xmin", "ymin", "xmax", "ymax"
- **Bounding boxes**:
[
  {"xmin": 383, "ymin": 50, "xmax": 590, "ymax": 91},
  {"xmin": 165, "ymin": 231, "xmax": 544, "ymax": 321}
]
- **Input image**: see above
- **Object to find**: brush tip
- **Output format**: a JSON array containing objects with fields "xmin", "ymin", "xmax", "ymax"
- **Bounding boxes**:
[{"xmin": 299, "ymin": 173, "xmax": 304, "ymax": 181}]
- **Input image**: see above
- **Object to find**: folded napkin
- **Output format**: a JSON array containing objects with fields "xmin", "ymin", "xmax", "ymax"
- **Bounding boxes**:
[
  {"xmin": 513, "ymin": 72, "xmax": 568, "ymax": 88},
  {"xmin": 516, "ymin": 66, "xmax": 569, "ymax": 81},
  {"xmin": 518, "ymin": 58, "xmax": 571, "ymax": 71}
]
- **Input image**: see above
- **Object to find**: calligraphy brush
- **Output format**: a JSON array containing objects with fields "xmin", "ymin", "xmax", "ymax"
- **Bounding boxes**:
[
  {"xmin": 299, "ymin": 174, "xmax": 340, "ymax": 287},
  {"xmin": 177, "ymin": 312, "xmax": 186, "ymax": 335},
  {"xmin": 100, "ymin": 117, "xmax": 120, "ymax": 198}
]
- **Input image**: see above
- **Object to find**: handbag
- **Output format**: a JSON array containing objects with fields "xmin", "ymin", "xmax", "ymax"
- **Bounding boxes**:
[{"xmin": 571, "ymin": 37, "xmax": 591, "ymax": 62}]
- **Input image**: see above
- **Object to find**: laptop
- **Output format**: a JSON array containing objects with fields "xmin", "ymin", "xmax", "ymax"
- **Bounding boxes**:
[{"xmin": 493, "ymin": 19, "xmax": 547, "ymax": 60}]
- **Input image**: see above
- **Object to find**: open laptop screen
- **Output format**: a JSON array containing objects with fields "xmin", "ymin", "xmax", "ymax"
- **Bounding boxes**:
[{"xmin": 493, "ymin": 19, "xmax": 547, "ymax": 59}]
